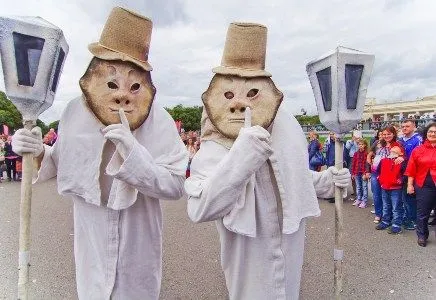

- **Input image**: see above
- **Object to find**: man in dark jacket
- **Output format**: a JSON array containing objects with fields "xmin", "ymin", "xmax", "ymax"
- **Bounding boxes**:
[{"xmin": 399, "ymin": 119, "xmax": 422, "ymax": 230}]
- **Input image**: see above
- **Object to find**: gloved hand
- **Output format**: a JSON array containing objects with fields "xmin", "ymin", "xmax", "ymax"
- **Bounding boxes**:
[
  {"xmin": 102, "ymin": 108, "xmax": 135, "ymax": 160},
  {"xmin": 12, "ymin": 127, "xmax": 44, "ymax": 157},
  {"xmin": 327, "ymin": 166, "xmax": 351, "ymax": 188},
  {"xmin": 229, "ymin": 125, "xmax": 273, "ymax": 176}
]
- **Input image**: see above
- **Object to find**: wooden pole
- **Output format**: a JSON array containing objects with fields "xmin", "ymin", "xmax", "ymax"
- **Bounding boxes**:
[
  {"xmin": 334, "ymin": 134, "xmax": 344, "ymax": 299},
  {"xmin": 18, "ymin": 120, "xmax": 35, "ymax": 300}
]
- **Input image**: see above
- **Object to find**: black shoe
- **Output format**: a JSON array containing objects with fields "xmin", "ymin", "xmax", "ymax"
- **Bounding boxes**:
[
  {"xmin": 417, "ymin": 238, "xmax": 427, "ymax": 247},
  {"xmin": 328, "ymin": 198, "xmax": 335, "ymax": 203},
  {"xmin": 7, "ymin": 177, "xmax": 11, "ymax": 182}
]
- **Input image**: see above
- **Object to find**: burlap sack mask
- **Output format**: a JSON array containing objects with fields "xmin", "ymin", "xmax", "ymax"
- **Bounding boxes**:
[
  {"xmin": 202, "ymin": 75, "xmax": 282, "ymax": 139},
  {"xmin": 80, "ymin": 57, "xmax": 156, "ymax": 130},
  {"xmin": 79, "ymin": 7, "xmax": 156, "ymax": 130},
  {"xmin": 202, "ymin": 22, "xmax": 283, "ymax": 139}
]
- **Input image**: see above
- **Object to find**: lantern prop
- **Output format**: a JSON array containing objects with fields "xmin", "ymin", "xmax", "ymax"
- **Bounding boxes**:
[
  {"xmin": 0, "ymin": 15, "xmax": 69, "ymax": 300},
  {"xmin": 306, "ymin": 46, "xmax": 374, "ymax": 299}
]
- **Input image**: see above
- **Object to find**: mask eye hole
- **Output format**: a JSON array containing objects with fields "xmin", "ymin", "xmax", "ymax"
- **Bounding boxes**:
[
  {"xmin": 131, "ymin": 83, "xmax": 140, "ymax": 92},
  {"xmin": 247, "ymin": 89, "xmax": 259, "ymax": 98},
  {"xmin": 107, "ymin": 81, "xmax": 118, "ymax": 89},
  {"xmin": 224, "ymin": 91, "xmax": 234, "ymax": 99}
]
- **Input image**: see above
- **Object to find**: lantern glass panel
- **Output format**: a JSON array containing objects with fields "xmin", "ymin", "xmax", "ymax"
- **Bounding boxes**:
[
  {"xmin": 345, "ymin": 64, "xmax": 364, "ymax": 109},
  {"xmin": 316, "ymin": 67, "xmax": 332, "ymax": 112},
  {"xmin": 51, "ymin": 48, "xmax": 65, "ymax": 92},
  {"xmin": 12, "ymin": 32, "xmax": 45, "ymax": 86}
]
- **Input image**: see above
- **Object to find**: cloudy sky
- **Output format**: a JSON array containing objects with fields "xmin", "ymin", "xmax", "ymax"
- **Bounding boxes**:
[{"xmin": 1, "ymin": 0, "xmax": 435, "ymax": 122}]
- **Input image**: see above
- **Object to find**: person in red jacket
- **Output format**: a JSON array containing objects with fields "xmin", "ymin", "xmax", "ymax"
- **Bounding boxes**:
[
  {"xmin": 405, "ymin": 122, "xmax": 436, "ymax": 247},
  {"xmin": 351, "ymin": 138, "xmax": 369, "ymax": 208},
  {"xmin": 376, "ymin": 146, "xmax": 406, "ymax": 234}
]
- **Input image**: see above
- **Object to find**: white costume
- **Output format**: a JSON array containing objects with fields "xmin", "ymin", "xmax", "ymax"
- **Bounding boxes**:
[
  {"xmin": 185, "ymin": 107, "xmax": 339, "ymax": 299},
  {"xmin": 36, "ymin": 97, "xmax": 187, "ymax": 299}
]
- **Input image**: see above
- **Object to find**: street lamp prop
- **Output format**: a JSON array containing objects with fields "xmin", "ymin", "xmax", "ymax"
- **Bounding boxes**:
[
  {"xmin": 0, "ymin": 16, "xmax": 68, "ymax": 299},
  {"xmin": 306, "ymin": 46, "xmax": 374, "ymax": 299}
]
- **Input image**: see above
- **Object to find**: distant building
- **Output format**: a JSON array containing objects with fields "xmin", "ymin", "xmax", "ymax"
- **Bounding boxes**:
[{"xmin": 363, "ymin": 96, "xmax": 436, "ymax": 121}]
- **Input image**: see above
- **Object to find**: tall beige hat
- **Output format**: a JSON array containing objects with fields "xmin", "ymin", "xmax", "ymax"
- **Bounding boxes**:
[
  {"xmin": 88, "ymin": 7, "xmax": 153, "ymax": 71},
  {"xmin": 213, "ymin": 22, "xmax": 271, "ymax": 77}
]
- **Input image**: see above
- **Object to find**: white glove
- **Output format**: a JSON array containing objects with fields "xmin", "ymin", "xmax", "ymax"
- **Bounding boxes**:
[
  {"xmin": 12, "ymin": 127, "xmax": 44, "ymax": 157},
  {"xmin": 229, "ymin": 125, "xmax": 273, "ymax": 175},
  {"xmin": 102, "ymin": 109, "xmax": 135, "ymax": 160},
  {"xmin": 328, "ymin": 166, "xmax": 351, "ymax": 188}
]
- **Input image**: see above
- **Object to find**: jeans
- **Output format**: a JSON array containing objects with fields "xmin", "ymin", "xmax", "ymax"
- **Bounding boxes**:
[
  {"xmin": 371, "ymin": 173, "xmax": 383, "ymax": 218},
  {"xmin": 381, "ymin": 189, "xmax": 404, "ymax": 227},
  {"xmin": 355, "ymin": 174, "xmax": 368, "ymax": 202},
  {"xmin": 416, "ymin": 173, "xmax": 436, "ymax": 240},
  {"xmin": 5, "ymin": 158, "xmax": 16, "ymax": 180},
  {"xmin": 402, "ymin": 185, "xmax": 417, "ymax": 223}
]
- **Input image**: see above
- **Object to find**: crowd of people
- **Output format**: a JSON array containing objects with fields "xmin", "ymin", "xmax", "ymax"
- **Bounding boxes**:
[
  {"xmin": 308, "ymin": 121, "xmax": 436, "ymax": 247},
  {"xmin": 0, "ymin": 128, "xmax": 57, "ymax": 183}
]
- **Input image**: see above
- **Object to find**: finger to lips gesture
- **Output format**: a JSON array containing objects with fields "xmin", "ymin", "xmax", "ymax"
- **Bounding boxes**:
[{"xmin": 101, "ymin": 108, "xmax": 134, "ymax": 159}]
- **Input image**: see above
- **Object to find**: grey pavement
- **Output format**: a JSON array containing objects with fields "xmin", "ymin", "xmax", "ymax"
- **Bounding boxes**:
[{"xmin": 1, "ymin": 179, "xmax": 436, "ymax": 299}]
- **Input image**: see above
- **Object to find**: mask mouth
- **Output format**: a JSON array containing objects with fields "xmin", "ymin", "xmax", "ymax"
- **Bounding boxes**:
[
  {"xmin": 228, "ymin": 118, "xmax": 245, "ymax": 123},
  {"xmin": 109, "ymin": 108, "xmax": 133, "ymax": 114}
]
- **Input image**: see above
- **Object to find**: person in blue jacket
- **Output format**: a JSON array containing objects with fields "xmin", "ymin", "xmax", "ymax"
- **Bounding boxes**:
[
  {"xmin": 399, "ymin": 119, "xmax": 422, "ymax": 230},
  {"xmin": 308, "ymin": 131, "xmax": 322, "ymax": 171},
  {"xmin": 324, "ymin": 132, "xmax": 346, "ymax": 168}
]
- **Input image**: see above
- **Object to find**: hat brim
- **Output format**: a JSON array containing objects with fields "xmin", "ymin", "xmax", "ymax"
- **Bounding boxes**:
[
  {"xmin": 212, "ymin": 66, "xmax": 271, "ymax": 77},
  {"xmin": 88, "ymin": 42, "xmax": 153, "ymax": 71}
]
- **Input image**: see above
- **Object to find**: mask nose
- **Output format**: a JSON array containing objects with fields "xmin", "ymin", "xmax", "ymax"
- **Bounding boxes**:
[
  {"xmin": 114, "ymin": 98, "xmax": 131, "ymax": 106},
  {"xmin": 229, "ymin": 99, "xmax": 250, "ymax": 113}
]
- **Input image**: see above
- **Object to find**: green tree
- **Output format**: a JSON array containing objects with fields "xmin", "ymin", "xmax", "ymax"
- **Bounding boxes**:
[
  {"xmin": 0, "ymin": 91, "xmax": 23, "ymax": 130},
  {"xmin": 48, "ymin": 120, "xmax": 60, "ymax": 132},
  {"xmin": 165, "ymin": 104, "xmax": 202, "ymax": 132},
  {"xmin": 295, "ymin": 115, "xmax": 321, "ymax": 125},
  {"xmin": 36, "ymin": 119, "xmax": 49, "ymax": 136}
]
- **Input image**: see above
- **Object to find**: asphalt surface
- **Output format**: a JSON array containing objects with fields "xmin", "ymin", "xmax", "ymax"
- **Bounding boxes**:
[{"xmin": 1, "ymin": 179, "xmax": 435, "ymax": 299}]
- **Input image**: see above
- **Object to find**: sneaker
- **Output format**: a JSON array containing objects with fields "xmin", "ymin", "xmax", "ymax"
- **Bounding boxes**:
[
  {"xmin": 370, "ymin": 210, "xmax": 375, "ymax": 214},
  {"xmin": 358, "ymin": 202, "xmax": 367, "ymax": 208},
  {"xmin": 388, "ymin": 226, "xmax": 402, "ymax": 234},
  {"xmin": 376, "ymin": 222, "xmax": 390, "ymax": 230},
  {"xmin": 404, "ymin": 221, "xmax": 416, "ymax": 230},
  {"xmin": 352, "ymin": 200, "xmax": 362, "ymax": 206},
  {"xmin": 373, "ymin": 216, "xmax": 381, "ymax": 223}
]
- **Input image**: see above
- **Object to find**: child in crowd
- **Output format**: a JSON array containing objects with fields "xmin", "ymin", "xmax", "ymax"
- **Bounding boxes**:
[
  {"xmin": 367, "ymin": 136, "xmax": 389, "ymax": 223},
  {"xmin": 376, "ymin": 146, "xmax": 406, "ymax": 234},
  {"xmin": 351, "ymin": 138, "xmax": 369, "ymax": 208}
]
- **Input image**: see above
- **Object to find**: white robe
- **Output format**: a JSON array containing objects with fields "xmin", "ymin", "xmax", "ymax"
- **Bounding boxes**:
[
  {"xmin": 185, "ymin": 108, "xmax": 335, "ymax": 300},
  {"xmin": 36, "ymin": 97, "xmax": 188, "ymax": 299}
]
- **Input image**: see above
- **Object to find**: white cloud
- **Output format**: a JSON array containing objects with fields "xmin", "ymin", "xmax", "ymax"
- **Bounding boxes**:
[{"xmin": 1, "ymin": 0, "xmax": 436, "ymax": 122}]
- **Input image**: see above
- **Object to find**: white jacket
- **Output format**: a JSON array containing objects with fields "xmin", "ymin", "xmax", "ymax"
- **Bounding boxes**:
[
  {"xmin": 36, "ymin": 97, "xmax": 188, "ymax": 299},
  {"xmin": 185, "ymin": 107, "xmax": 336, "ymax": 299}
]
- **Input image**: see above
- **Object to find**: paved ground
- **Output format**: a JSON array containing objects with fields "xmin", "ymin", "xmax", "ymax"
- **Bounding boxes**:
[{"xmin": 1, "ymin": 179, "xmax": 436, "ymax": 299}]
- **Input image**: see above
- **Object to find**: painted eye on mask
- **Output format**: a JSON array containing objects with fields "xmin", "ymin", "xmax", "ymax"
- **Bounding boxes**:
[
  {"xmin": 224, "ymin": 91, "xmax": 234, "ymax": 99},
  {"xmin": 107, "ymin": 81, "xmax": 118, "ymax": 89},
  {"xmin": 131, "ymin": 83, "xmax": 140, "ymax": 92},
  {"xmin": 247, "ymin": 89, "xmax": 259, "ymax": 98}
]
